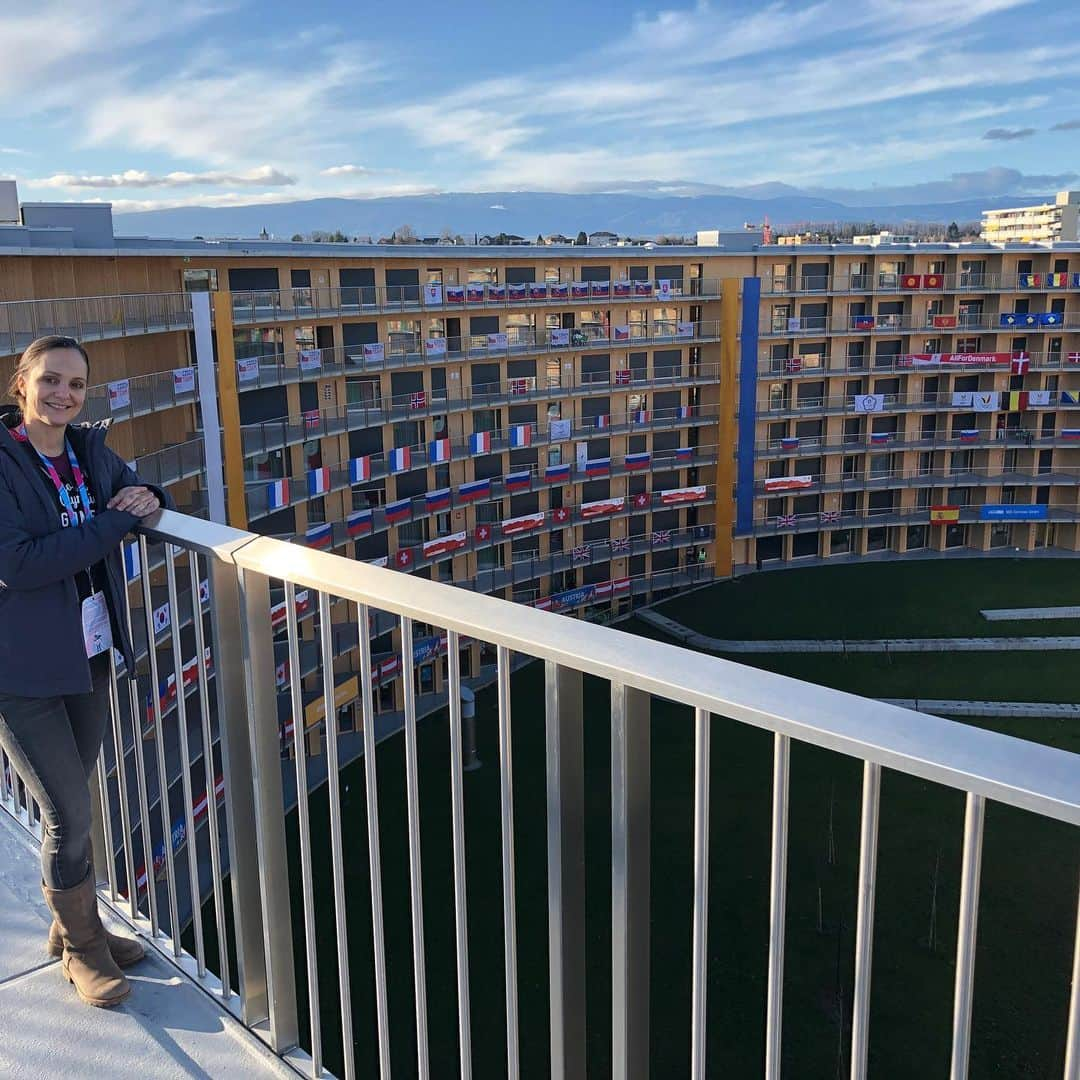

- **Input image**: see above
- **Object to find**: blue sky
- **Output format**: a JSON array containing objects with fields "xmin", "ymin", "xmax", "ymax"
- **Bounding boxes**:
[{"xmin": 2, "ymin": 0, "xmax": 1079, "ymax": 212}]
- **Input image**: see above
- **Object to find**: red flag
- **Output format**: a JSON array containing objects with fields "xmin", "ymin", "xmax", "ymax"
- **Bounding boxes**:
[
  {"xmin": 1011, "ymin": 354, "xmax": 1030, "ymax": 375},
  {"xmin": 474, "ymin": 523, "xmax": 493, "ymax": 543},
  {"xmin": 395, "ymin": 547, "xmax": 413, "ymax": 569},
  {"xmin": 901, "ymin": 274, "xmax": 922, "ymax": 289}
]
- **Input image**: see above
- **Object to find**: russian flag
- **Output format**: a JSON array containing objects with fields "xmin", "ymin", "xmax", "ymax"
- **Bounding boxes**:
[
  {"xmin": 545, "ymin": 463, "xmax": 571, "ymax": 483},
  {"xmin": 780, "ymin": 437, "xmax": 799, "ymax": 450},
  {"xmin": 267, "ymin": 478, "xmax": 289, "ymax": 509},
  {"xmin": 459, "ymin": 478, "xmax": 491, "ymax": 502},
  {"xmin": 505, "ymin": 470, "xmax": 532, "ymax": 492},
  {"xmin": 675, "ymin": 446, "xmax": 694, "ymax": 461},
  {"xmin": 425, "ymin": 487, "xmax": 452, "ymax": 512},
  {"xmin": 308, "ymin": 467, "xmax": 331, "ymax": 497},
  {"xmin": 385, "ymin": 498, "xmax": 412, "ymax": 524},
  {"xmin": 510, "ymin": 424, "xmax": 531, "ymax": 448},
  {"xmin": 586, "ymin": 457, "xmax": 611, "ymax": 477},
  {"xmin": 123, "ymin": 541, "xmax": 141, "ymax": 582},
  {"xmin": 1061, "ymin": 429, "xmax": 1080, "ymax": 440},
  {"xmin": 347, "ymin": 509, "xmax": 372, "ymax": 537},
  {"xmin": 388, "ymin": 447, "xmax": 411, "ymax": 473},
  {"xmin": 305, "ymin": 523, "xmax": 332, "ymax": 550},
  {"xmin": 429, "ymin": 438, "xmax": 451, "ymax": 464},
  {"xmin": 625, "ymin": 452, "xmax": 650, "ymax": 471},
  {"xmin": 349, "ymin": 456, "xmax": 371, "ymax": 483},
  {"xmin": 870, "ymin": 432, "xmax": 892, "ymax": 445},
  {"xmin": 959, "ymin": 429, "xmax": 980, "ymax": 442},
  {"xmin": 469, "ymin": 431, "xmax": 492, "ymax": 455},
  {"xmin": 593, "ymin": 414, "xmax": 609, "ymax": 430}
]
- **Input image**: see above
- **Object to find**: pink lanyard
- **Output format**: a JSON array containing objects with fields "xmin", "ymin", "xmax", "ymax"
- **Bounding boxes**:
[{"xmin": 11, "ymin": 424, "xmax": 95, "ymax": 526}]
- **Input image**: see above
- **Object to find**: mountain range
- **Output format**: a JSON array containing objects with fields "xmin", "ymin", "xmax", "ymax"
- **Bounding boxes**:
[{"xmin": 112, "ymin": 187, "xmax": 1054, "ymax": 241}]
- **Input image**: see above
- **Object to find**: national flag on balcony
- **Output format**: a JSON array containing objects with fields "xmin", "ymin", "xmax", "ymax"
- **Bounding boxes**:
[
  {"xmin": 509, "ymin": 378, "xmax": 529, "ymax": 395},
  {"xmin": 764, "ymin": 475, "xmax": 813, "ymax": 492},
  {"xmin": 1067, "ymin": 352, "xmax": 1080, "ymax": 364},
  {"xmin": 469, "ymin": 431, "xmax": 492, "ymax": 454},
  {"xmin": 633, "ymin": 281, "xmax": 653, "ymax": 296},
  {"xmin": 614, "ymin": 326, "xmax": 630, "ymax": 342},
  {"xmin": 423, "ymin": 531, "xmax": 467, "ymax": 560},
  {"xmin": 385, "ymin": 498, "xmax": 412, "ymax": 524},
  {"xmin": 651, "ymin": 529, "xmax": 672, "ymax": 546},
  {"xmin": 776, "ymin": 514, "xmax": 796, "ymax": 528},
  {"xmin": 1039, "ymin": 312, "xmax": 1062, "ymax": 326},
  {"xmin": 551, "ymin": 506, "xmax": 570, "ymax": 523},
  {"xmin": 347, "ymin": 509, "xmax": 373, "ymax": 537},
  {"xmin": 611, "ymin": 536, "xmax": 631, "ymax": 554},
  {"xmin": 1064, "ymin": 391, "xmax": 1080, "ymax": 405},
  {"xmin": 870, "ymin": 432, "xmax": 892, "ymax": 445},
  {"xmin": 593, "ymin": 414, "xmax": 609, "ymax": 430},
  {"xmin": 614, "ymin": 280, "xmax": 632, "ymax": 296},
  {"xmin": 509, "ymin": 424, "xmax": 531, "ymax": 448},
  {"xmin": 303, "ymin": 408, "xmax": 321, "ymax": 431},
  {"xmin": 429, "ymin": 438, "xmax": 451, "ymax": 463},
  {"xmin": 1060, "ymin": 429, "xmax": 1080, "ymax": 440},
  {"xmin": 932, "ymin": 314, "xmax": 958, "ymax": 328},
  {"xmin": 585, "ymin": 457, "xmax": 611, "ymax": 477},
  {"xmin": 852, "ymin": 315, "xmax": 875, "ymax": 330},
  {"xmin": 930, "ymin": 505, "xmax": 959, "ymax": 524},
  {"xmin": 571, "ymin": 545, "xmax": 591, "ymax": 563},
  {"xmin": 305, "ymin": 523, "xmax": 333, "ymax": 550},
  {"xmin": 1046, "ymin": 272, "xmax": 1068, "ymax": 287},
  {"xmin": 349, "ymin": 455, "xmax": 371, "ymax": 483},
  {"xmin": 1005, "ymin": 391, "xmax": 1029, "ymax": 411},
  {"xmin": 1000, "ymin": 313, "xmax": 1022, "ymax": 327},
  {"xmin": 488, "ymin": 283, "xmax": 507, "ymax": 300},
  {"xmin": 266, "ymin": 478, "xmax": 289, "ymax": 509},
  {"xmin": 395, "ymin": 547, "xmax": 413, "ymax": 569},
  {"xmin": 308, "ymin": 467, "xmax": 331, "ymax": 497},
  {"xmin": 1019, "ymin": 273, "xmax": 1042, "ymax": 288},
  {"xmin": 502, "ymin": 512, "xmax": 546, "ymax": 536},
  {"xmin": 581, "ymin": 497, "xmax": 624, "ymax": 518},
  {"xmin": 625, "ymin": 452, "xmax": 651, "ymax": 471},
  {"xmin": 661, "ymin": 485, "xmax": 707, "ymax": 505},
  {"xmin": 676, "ymin": 446, "xmax": 695, "ymax": 461},
  {"xmin": 632, "ymin": 492, "xmax": 650, "ymax": 509},
  {"xmin": 529, "ymin": 283, "xmax": 548, "ymax": 299},
  {"xmin": 959, "ymin": 429, "xmax": 980, "ymax": 442},
  {"xmin": 509, "ymin": 283, "xmax": 528, "ymax": 300},
  {"xmin": 466, "ymin": 283, "xmax": 485, "ymax": 303},
  {"xmin": 591, "ymin": 281, "xmax": 610, "ymax": 297},
  {"xmin": 1011, "ymin": 354, "xmax": 1030, "ymax": 375},
  {"xmin": 615, "ymin": 369, "xmax": 631, "ymax": 385},
  {"xmin": 550, "ymin": 282, "xmax": 569, "ymax": 299},
  {"xmin": 633, "ymin": 409, "xmax": 650, "ymax": 424},
  {"xmin": 474, "ymin": 523, "xmax": 493, "ymax": 543},
  {"xmin": 901, "ymin": 274, "xmax": 922, "ymax": 289},
  {"xmin": 820, "ymin": 510, "xmax": 840, "ymax": 524},
  {"xmin": 446, "ymin": 285, "xmax": 465, "ymax": 303},
  {"xmin": 409, "ymin": 391, "xmax": 427, "ymax": 410},
  {"xmin": 425, "ymin": 487, "xmax": 452, "ymax": 512},
  {"xmin": 786, "ymin": 357, "xmax": 802, "ymax": 373},
  {"xmin": 459, "ymin": 478, "xmax": 491, "ymax": 502},
  {"xmin": 571, "ymin": 281, "xmax": 589, "ymax": 298},
  {"xmin": 545, "ymin": 463, "xmax": 571, "ymax": 483},
  {"xmin": 275, "ymin": 659, "xmax": 289, "ymax": 690},
  {"xmin": 388, "ymin": 447, "xmax": 411, "ymax": 473},
  {"xmin": 506, "ymin": 470, "xmax": 532, "ymax": 491},
  {"xmin": 678, "ymin": 405, "xmax": 694, "ymax": 419},
  {"xmin": 123, "ymin": 541, "xmax": 141, "ymax": 582},
  {"xmin": 1029, "ymin": 390, "xmax": 1053, "ymax": 406},
  {"xmin": 923, "ymin": 273, "xmax": 943, "ymax": 289}
]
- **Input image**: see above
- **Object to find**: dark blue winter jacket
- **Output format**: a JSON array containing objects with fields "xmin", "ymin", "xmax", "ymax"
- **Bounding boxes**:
[{"xmin": 0, "ymin": 406, "xmax": 170, "ymax": 696}]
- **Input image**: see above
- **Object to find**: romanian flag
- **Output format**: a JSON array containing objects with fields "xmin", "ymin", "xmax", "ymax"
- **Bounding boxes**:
[
  {"xmin": 459, "ymin": 478, "xmax": 491, "ymax": 501},
  {"xmin": 930, "ymin": 505, "xmax": 960, "ymax": 524},
  {"xmin": 1018, "ymin": 273, "xmax": 1042, "ymax": 288},
  {"xmin": 346, "ymin": 509, "xmax": 372, "ymax": 537}
]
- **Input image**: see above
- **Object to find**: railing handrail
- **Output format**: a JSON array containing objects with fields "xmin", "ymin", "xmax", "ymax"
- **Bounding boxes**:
[{"xmin": 142, "ymin": 509, "xmax": 1080, "ymax": 826}]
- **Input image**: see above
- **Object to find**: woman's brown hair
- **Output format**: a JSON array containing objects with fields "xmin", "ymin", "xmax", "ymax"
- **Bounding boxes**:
[{"xmin": 5, "ymin": 336, "xmax": 91, "ymax": 406}]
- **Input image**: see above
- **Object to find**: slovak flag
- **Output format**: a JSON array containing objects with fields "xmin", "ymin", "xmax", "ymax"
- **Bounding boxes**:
[
  {"xmin": 593, "ymin": 414, "xmax": 609, "ymax": 430},
  {"xmin": 349, "ymin": 456, "xmax": 371, "ymax": 483},
  {"xmin": 429, "ymin": 438, "xmax": 451, "ymax": 463},
  {"xmin": 388, "ymin": 447, "xmax": 411, "ymax": 473},
  {"xmin": 1011, "ymin": 354, "xmax": 1030, "ymax": 375},
  {"xmin": 509, "ymin": 424, "xmax": 532, "ymax": 448},
  {"xmin": 459, "ymin": 478, "xmax": 491, "ymax": 501},
  {"xmin": 347, "ymin": 509, "xmax": 373, "ymax": 537},
  {"xmin": 469, "ymin": 431, "xmax": 492, "ymax": 454},
  {"xmin": 267, "ymin": 478, "xmax": 289, "ymax": 509},
  {"xmin": 625, "ymin": 452, "xmax": 650, "ymax": 471},
  {"xmin": 959, "ymin": 429, "xmax": 980, "ymax": 442},
  {"xmin": 308, "ymin": 467, "xmax": 331, "ymax": 497},
  {"xmin": 305, "ymin": 523, "xmax": 333, "ymax": 550}
]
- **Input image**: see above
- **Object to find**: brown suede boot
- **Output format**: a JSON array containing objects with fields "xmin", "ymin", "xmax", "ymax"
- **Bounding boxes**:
[
  {"xmin": 42, "ymin": 871, "xmax": 131, "ymax": 1008},
  {"xmin": 46, "ymin": 917, "xmax": 144, "ymax": 967}
]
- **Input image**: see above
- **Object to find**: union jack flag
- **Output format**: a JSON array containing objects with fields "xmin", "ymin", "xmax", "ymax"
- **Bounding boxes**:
[
  {"xmin": 611, "ymin": 536, "xmax": 631, "ymax": 553},
  {"xmin": 571, "ymin": 545, "xmax": 591, "ymax": 563},
  {"xmin": 409, "ymin": 391, "xmax": 427, "ymax": 410},
  {"xmin": 819, "ymin": 510, "xmax": 840, "ymax": 524},
  {"xmin": 776, "ymin": 514, "xmax": 796, "ymax": 528},
  {"xmin": 651, "ymin": 529, "xmax": 672, "ymax": 545}
]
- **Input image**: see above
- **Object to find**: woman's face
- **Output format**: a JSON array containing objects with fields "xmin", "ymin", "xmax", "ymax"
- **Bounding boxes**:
[{"xmin": 18, "ymin": 348, "xmax": 89, "ymax": 430}]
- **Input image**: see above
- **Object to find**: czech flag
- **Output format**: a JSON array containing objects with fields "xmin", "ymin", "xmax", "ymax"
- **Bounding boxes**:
[
  {"xmin": 429, "ymin": 438, "xmax": 451, "ymax": 463},
  {"xmin": 545, "ymin": 463, "xmax": 571, "ymax": 483},
  {"xmin": 308, "ymin": 467, "xmax": 331, "ymax": 497},
  {"xmin": 469, "ymin": 431, "xmax": 492, "ymax": 454},
  {"xmin": 425, "ymin": 487, "xmax": 452, "ymax": 512},
  {"xmin": 349, "ymin": 456, "xmax": 371, "ymax": 483},
  {"xmin": 625, "ymin": 452, "xmax": 650, "ymax": 471},
  {"xmin": 347, "ymin": 509, "xmax": 373, "ymax": 537},
  {"xmin": 267, "ymin": 478, "xmax": 289, "ymax": 509},
  {"xmin": 388, "ymin": 447, "xmax": 411, "ymax": 473},
  {"xmin": 385, "ymin": 498, "xmax": 412, "ymax": 524},
  {"xmin": 505, "ymin": 470, "xmax": 532, "ymax": 492},
  {"xmin": 585, "ymin": 457, "xmax": 611, "ymax": 477},
  {"xmin": 305, "ymin": 523, "xmax": 333, "ymax": 550},
  {"xmin": 459, "ymin": 478, "xmax": 491, "ymax": 502},
  {"xmin": 509, "ymin": 425, "xmax": 532, "ymax": 448}
]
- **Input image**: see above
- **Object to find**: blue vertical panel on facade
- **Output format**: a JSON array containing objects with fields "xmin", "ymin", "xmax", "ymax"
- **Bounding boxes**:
[{"xmin": 737, "ymin": 277, "xmax": 760, "ymax": 532}]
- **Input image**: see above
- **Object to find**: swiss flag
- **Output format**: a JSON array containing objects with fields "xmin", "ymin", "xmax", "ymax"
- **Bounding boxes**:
[
  {"xmin": 633, "ymin": 492, "xmax": 650, "ymax": 508},
  {"xmin": 552, "ymin": 506, "xmax": 569, "ymax": 523},
  {"xmin": 1011, "ymin": 354, "xmax": 1030, "ymax": 375},
  {"xmin": 474, "ymin": 524, "xmax": 492, "ymax": 542},
  {"xmin": 396, "ymin": 548, "xmax": 413, "ymax": 569}
]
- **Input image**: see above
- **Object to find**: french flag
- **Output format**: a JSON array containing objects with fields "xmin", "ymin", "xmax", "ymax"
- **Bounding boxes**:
[
  {"xmin": 305, "ymin": 523, "xmax": 332, "ymax": 550},
  {"xmin": 267, "ymin": 478, "xmax": 289, "ymax": 509},
  {"xmin": 349, "ymin": 456, "xmax": 371, "ymax": 483},
  {"xmin": 1061, "ymin": 429, "xmax": 1080, "ymax": 440},
  {"xmin": 123, "ymin": 541, "xmax": 141, "ymax": 582},
  {"xmin": 870, "ymin": 432, "xmax": 892, "ymax": 445},
  {"xmin": 593, "ymin": 414, "xmax": 609, "ymax": 430},
  {"xmin": 308, "ymin": 467, "xmax": 331, "ymax": 497},
  {"xmin": 459, "ymin": 478, "xmax": 491, "ymax": 502},
  {"xmin": 385, "ymin": 498, "xmax": 412, "ymax": 524},
  {"xmin": 505, "ymin": 470, "xmax": 531, "ymax": 491},
  {"xmin": 959, "ymin": 429, "xmax": 980, "ymax": 443},
  {"xmin": 545, "ymin": 463, "xmax": 571, "ymax": 483},
  {"xmin": 347, "ymin": 509, "xmax": 373, "ymax": 537},
  {"xmin": 780, "ymin": 437, "xmax": 799, "ymax": 450},
  {"xmin": 469, "ymin": 431, "xmax": 492, "ymax": 454},
  {"xmin": 425, "ymin": 487, "xmax": 452, "ymax": 512},
  {"xmin": 625, "ymin": 452, "xmax": 650, "ymax": 471},
  {"xmin": 677, "ymin": 405, "xmax": 693, "ymax": 419},
  {"xmin": 586, "ymin": 458, "xmax": 611, "ymax": 477},
  {"xmin": 510, "ymin": 424, "xmax": 531, "ymax": 448},
  {"xmin": 429, "ymin": 438, "xmax": 451, "ymax": 463},
  {"xmin": 388, "ymin": 447, "xmax": 411, "ymax": 473},
  {"xmin": 633, "ymin": 410, "xmax": 650, "ymax": 424}
]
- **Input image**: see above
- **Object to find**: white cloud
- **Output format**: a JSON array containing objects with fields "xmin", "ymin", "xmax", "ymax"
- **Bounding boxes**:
[
  {"xmin": 321, "ymin": 164, "xmax": 376, "ymax": 176},
  {"xmin": 34, "ymin": 165, "xmax": 296, "ymax": 189}
]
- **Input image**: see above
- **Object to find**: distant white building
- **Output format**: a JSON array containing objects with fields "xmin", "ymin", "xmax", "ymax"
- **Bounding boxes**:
[
  {"xmin": 852, "ymin": 230, "xmax": 916, "ymax": 246},
  {"xmin": 981, "ymin": 190, "xmax": 1080, "ymax": 243},
  {"xmin": 587, "ymin": 230, "xmax": 619, "ymax": 246},
  {"xmin": 695, "ymin": 228, "xmax": 765, "ymax": 250}
]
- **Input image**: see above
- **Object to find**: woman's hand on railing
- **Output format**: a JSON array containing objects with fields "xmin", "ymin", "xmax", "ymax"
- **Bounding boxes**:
[{"xmin": 108, "ymin": 486, "xmax": 161, "ymax": 518}]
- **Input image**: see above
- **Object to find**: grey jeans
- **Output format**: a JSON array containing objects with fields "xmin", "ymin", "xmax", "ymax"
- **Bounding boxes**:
[{"xmin": 0, "ymin": 655, "xmax": 111, "ymax": 890}]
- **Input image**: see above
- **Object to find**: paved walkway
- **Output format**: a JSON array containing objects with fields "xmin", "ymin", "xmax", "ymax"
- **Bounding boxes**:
[
  {"xmin": 981, "ymin": 606, "xmax": 1080, "ymax": 621},
  {"xmin": 0, "ymin": 812, "xmax": 295, "ymax": 1079},
  {"xmin": 637, "ymin": 611, "xmax": 1080, "ymax": 653}
]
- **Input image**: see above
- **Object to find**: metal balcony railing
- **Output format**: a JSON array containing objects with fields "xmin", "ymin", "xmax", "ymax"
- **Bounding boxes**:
[
  {"xmin": 1, "ymin": 511, "xmax": 1078, "ymax": 1080},
  {"xmin": 761, "ymin": 271, "xmax": 1080, "ymax": 295},
  {"xmin": 757, "ymin": 352, "xmax": 1080, "ymax": 377},
  {"xmin": 756, "ymin": 389, "xmax": 1080, "ymax": 418},
  {"xmin": 760, "ymin": 312, "xmax": 1079, "ymax": 337}
]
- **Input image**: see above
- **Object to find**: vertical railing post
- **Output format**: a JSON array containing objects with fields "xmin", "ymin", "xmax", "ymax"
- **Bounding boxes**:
[
  {"xmin": 611, "ymin": 682, "xmax": 650, "ymax": 1080},
  {"xmin": 545, "ymin": 662, "xmax": 586, "ymax": 1080},
  {"xmin": 209, "ymin": 558, "xmax": 298, "ymax": 1048}
]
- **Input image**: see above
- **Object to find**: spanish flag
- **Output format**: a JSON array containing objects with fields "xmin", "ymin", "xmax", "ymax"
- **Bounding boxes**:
[{"xmin": 930, "ymin": 505, "xmax": 960, "ymax": 524}]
